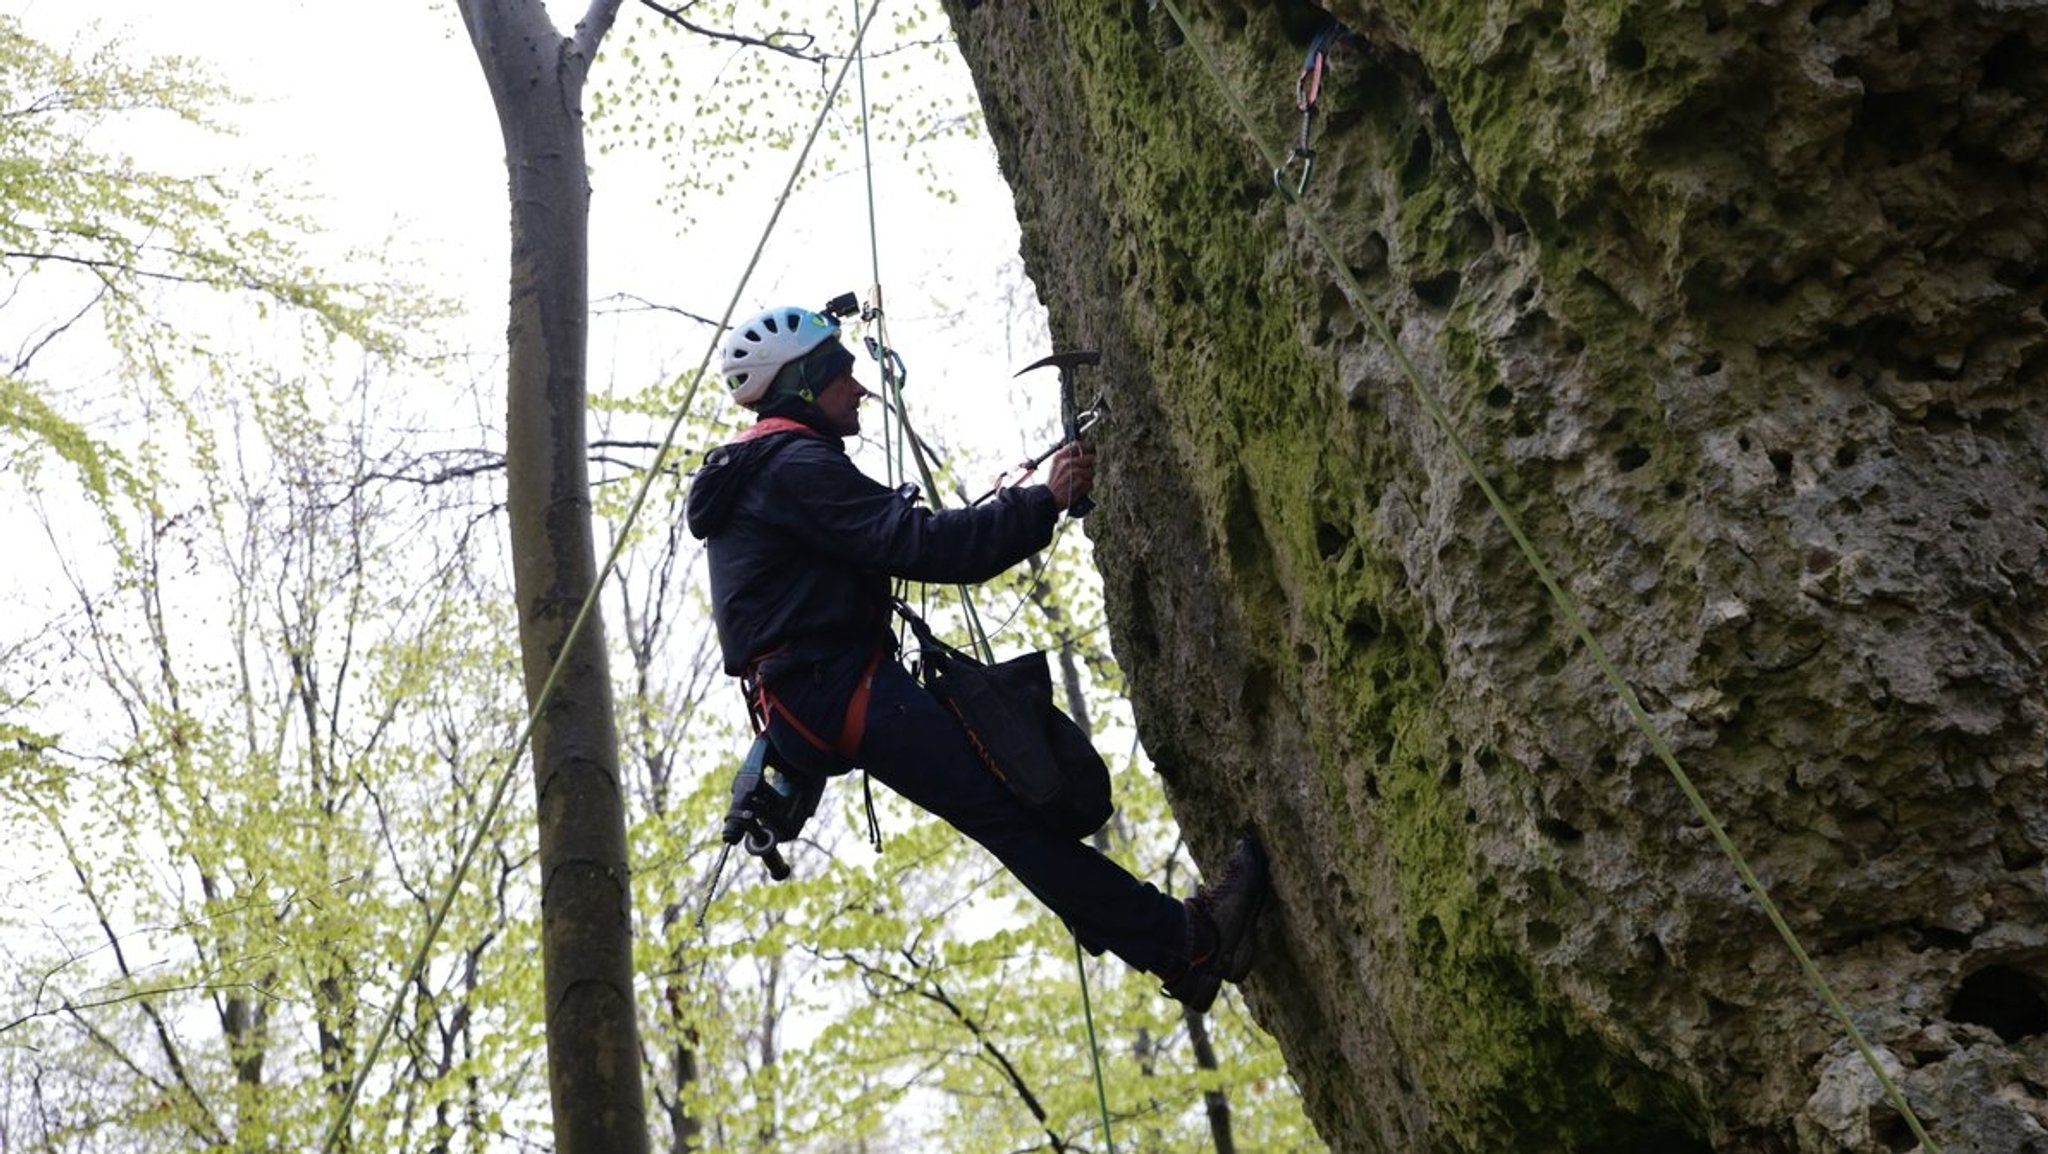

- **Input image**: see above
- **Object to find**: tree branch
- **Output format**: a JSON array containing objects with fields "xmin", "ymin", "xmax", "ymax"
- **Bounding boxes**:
[
  {"xmin": 11, "ymin": 281, "xmax": 110, "ymax": 376},
  {"xmin": 635, "ymin": 0, "xmax": 822, "ymax": 60},
  {"xmin": 49, "ymin": 819, "xmax": 228, "ymax": 1146},
  {"xmin": 829, "ymin": 946, "xmax": 1075, "ymax": 1152},
  {"xmin": 3, "ymin": 248, "xmax": 230, "ymax": 288},
  {"xmin": 593, "ymin": 291, "xmax": 723, "ymax": 329},
  {"xmin": 1185, "ymin": 1005, "xmax": 1237, "ymax": 1154},
  {"xmin": 574, "ymin": 0, "xmax": 627, "ymax": 64}
]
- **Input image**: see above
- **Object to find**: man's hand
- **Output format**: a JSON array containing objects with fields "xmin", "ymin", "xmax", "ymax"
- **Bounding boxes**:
[{"xmin": 1045, "ymin": 444, "xmax": 1096, "ymax": 511}]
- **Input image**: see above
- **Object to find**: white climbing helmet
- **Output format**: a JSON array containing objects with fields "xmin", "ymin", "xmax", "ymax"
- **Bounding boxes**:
[{"xmin": 722, "ymin": 305, "xmax": 842, "ymax": 407}]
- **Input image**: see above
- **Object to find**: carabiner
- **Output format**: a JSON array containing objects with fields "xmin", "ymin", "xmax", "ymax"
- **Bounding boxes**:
[
  {"xmin": 1274, "ymin": 148, "xmax": 1316, "ymax": 199},
  {"xmin": 862, "ymin": 334, "xmax": 907, "ymax": 390},
  {"xmin": 1296, "ymin": 42, "xmax": 1327, "ymax": 113}
]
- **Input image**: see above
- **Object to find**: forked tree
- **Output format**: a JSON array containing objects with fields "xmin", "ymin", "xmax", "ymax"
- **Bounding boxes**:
[{"xmin": 452, "ymin": 1, "xmax": 646, "ymax": 1150}]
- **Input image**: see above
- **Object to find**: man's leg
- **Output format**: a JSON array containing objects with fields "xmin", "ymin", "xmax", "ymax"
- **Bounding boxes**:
[{"xmin": 853, "ymin": 659, "xmax": 1189, "ymax": 978}]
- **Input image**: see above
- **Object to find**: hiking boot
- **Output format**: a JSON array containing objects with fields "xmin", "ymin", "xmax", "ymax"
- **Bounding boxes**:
[{"xmin": 1162, "ymin": 835, "xmax": 1270, "ymax": 1012}]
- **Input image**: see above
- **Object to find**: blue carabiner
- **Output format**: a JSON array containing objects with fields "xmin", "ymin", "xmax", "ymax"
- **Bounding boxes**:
[{"xmin": 863, "ymin": 334, "xmax": 907, "ymax": 390}]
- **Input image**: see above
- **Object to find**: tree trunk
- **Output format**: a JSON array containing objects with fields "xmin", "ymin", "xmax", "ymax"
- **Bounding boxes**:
[
  {"xmin": 454, "ymin": 2, "xmax": 646, "ymax": 1151},
  {"xmin": 946, "ymin": 2, "xmax": 2048, "ymax": 1152}
]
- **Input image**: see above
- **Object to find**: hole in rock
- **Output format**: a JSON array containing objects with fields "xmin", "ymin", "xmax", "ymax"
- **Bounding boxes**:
[
  {"xmin": 1950, "ymin": 965, "xmax": 2048, "ymax": 1042},
  {"xmin": 1316, "ymin": 520, "xmax": 1348, "ymax": 560},
  {"xmin": 1414, "ymin": 270, "xmax": 1462, "ymax": 310}
]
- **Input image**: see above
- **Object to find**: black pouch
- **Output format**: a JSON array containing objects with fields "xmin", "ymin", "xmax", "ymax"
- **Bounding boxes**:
[{"xmin": 903, "ymin": 606, "xmax": 1112, "ymax": 839}]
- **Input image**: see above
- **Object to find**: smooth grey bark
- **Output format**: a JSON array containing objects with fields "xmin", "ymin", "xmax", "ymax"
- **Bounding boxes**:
[{"xmin": 453, "ymin": 2, "xmax": 647, "ymax": 1151}]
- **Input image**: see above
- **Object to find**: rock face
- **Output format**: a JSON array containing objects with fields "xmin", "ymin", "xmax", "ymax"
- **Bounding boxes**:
[{"xmin": 943, "ymin": 1, "xmax": 2048, "ymax": 1151}]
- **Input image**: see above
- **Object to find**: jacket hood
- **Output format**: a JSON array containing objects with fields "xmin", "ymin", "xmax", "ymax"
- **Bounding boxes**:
[{"xmin": 684, "ymin": 420, "xmax": 826, "ymax": 539}]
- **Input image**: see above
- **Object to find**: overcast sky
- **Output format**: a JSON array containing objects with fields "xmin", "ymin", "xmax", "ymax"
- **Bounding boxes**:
[{"xmin": 27, "ymin": 0, "xmax": 1059, "ymax": 466}]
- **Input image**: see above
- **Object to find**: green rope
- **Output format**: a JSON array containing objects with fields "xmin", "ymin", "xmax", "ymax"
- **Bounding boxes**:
[
  {"xmin": 1149, "ymin": 1, "xmax": 1938, "ymax": 1149},
  {"xmin": 878, "ymin": 379, "xmax": 1113, "ymax": 1150},
  {"xmin": 843, "ymin": 7, "xmax": 1115, "ymax": 1142},
  {"xmin": 1075, "ymin": 938, "xmax": 1119, "ymax": 1154},
  {"xmin": 315, "ymin": 6, "xmax": 887, "ymax": 1149},
  {"xmin": 849, "ymin": 0, "xmax": 905, "ymax": 499}
]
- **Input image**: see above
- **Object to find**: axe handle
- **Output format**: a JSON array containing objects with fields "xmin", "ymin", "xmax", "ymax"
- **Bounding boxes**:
[
  {"xmin": 1034, "ymin": 351, "xmax": 1100, "ymax": 519},
  {"xmin": 1065, "ymin": 422, "xmax": 1094, "ymax": 518}
]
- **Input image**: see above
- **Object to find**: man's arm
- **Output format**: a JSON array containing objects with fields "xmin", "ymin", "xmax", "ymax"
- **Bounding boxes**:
[{"xmin": 773, "ymin": 440, "xmax": 1088, "ymax": 584}]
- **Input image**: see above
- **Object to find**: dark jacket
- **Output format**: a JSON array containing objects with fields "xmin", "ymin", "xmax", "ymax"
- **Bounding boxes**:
[{"xmin": 684, "ymin": 418, "xmax": 1060, "ymax": 675}]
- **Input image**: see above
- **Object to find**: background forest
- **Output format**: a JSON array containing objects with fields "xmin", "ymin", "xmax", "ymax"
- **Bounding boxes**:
[{"xmin": 0, "ymin": 1, "xmax": 1319, "ymax": 1150}]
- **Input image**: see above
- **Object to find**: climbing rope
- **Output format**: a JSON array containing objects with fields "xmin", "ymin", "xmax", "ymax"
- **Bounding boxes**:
[
  {"xmin": 1148, "ymin": 2, "xmax": 1940, "ymax": 1149},
  {"xmin": 314, "ymin": 5, "xmax": 886, "ymax": 1149},
  {"xmin": 845, "ymin": 5, "xmax": 1118, "ymax": 1146}
]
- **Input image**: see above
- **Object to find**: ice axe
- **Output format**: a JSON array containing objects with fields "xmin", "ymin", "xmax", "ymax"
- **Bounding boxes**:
[{"xmin": 1015, "ymin": 349, "xmax": 1101, "ymax": 517}]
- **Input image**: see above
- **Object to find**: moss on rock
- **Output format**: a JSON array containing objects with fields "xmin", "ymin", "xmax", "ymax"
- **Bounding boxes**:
[{"xmin": 947, "ymin": 0, "xmax": 2048, "ymax": 1150}]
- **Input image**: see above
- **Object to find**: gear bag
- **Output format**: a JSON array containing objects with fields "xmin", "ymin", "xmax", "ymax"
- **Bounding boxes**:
[{"xmin": 896, "ymin": 602, "xmax": 1112, "ymax": 840}]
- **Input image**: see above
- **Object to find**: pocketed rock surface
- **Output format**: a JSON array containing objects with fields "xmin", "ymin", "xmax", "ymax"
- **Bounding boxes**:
[{"xmin": 946, "ymin": 1, "xmax": 2048, "ymax": 1150}]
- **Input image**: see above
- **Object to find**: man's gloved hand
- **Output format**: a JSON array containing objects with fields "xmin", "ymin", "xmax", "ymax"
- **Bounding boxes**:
[{"xmin": 1045, "ymin": 444, "xmax": 1097, "ymax": 511}]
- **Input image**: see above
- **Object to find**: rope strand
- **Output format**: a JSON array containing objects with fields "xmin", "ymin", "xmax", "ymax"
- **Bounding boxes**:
[
  {"xmin": 316, "ymin": 6, "xmax": 887, "ymax": 1148},
  {"xmin": 845, "ymin": 6, "xmax": 1115, "ymax": 1145}
]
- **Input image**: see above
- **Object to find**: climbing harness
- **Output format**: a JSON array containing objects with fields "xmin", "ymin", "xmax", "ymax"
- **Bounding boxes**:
[
  {"xmin": 1151, "ymin": 0, "xmax": 1942, "ymax": 1149},
  {"xmin": 1275, "ymin": 21, "xmax": 1349, "ymax": 198}
]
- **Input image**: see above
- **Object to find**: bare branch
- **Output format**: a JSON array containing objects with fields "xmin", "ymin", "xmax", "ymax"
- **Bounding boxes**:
[
  {"xmin": 593, "ymin": 291, "xmax": 723, "ymax": 329},
  {"xmin": 635, "ymin": 0, "xmax": 822, "ymax": 61},
  {"xmin": 1, "ymin": 979, "xmax": 276, "ymax": 1035},
  {"xmin": 1, "ymin": 249, "xmax": 221, "ymax": 287},
  {"xmin": 825, "ymin": 945, "xmax": 1076, "ymax": 1153},
  {"xmin": 11, "ymin": 281, "xmax": 111, "ymax": 376},
  {"xmin": 48, "ymin": 819, "xmax": 228, "ymax": 1146}
]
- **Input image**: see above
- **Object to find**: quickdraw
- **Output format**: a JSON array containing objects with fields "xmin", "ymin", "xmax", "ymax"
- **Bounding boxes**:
[{"xmin": 1274, "ymin": 22, "xmax": 1350, "ymax": 199}]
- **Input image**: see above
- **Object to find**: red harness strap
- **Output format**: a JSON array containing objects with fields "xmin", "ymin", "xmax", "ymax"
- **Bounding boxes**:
[{"xmin": 750, "ymin": 643, "xmax": 886, "ymax": 759}]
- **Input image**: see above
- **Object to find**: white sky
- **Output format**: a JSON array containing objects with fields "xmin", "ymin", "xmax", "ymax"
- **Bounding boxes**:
[
  {"xmin": 4, "ymin": 0, "xmax": 1076, "ymax": 976},
  {"xmin": 23, "ymin": 0, "xmax": 1062, "ymax": 476}
]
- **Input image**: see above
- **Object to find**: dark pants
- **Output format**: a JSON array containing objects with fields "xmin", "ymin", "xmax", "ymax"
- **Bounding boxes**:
[{"xmin": 761, "ymin": 647, "xmax": 1187, "ymax": 977}]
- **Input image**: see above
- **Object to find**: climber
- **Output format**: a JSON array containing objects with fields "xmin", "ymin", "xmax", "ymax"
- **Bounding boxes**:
[{"xmin": 684, "ymin": 302, "xmax": 1271, "ymax": 1010}]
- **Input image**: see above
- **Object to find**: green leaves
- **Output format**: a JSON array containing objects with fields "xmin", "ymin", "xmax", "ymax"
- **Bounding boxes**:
[
  {"xmin": 0, "ymin": 14, "xmax": 435, "ymax": 429},
  {"xmin": 0, "ymin": 371, "xmax": 120, "ymax": 500},
  {"xmin": 590, "ymin": 1, "xmax": 982, "ymax": 225}
]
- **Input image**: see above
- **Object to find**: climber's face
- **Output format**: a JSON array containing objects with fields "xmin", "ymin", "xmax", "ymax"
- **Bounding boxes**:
[{"xmin": 816, "ymin": 372, "xmax": 871, "ymax": 437}]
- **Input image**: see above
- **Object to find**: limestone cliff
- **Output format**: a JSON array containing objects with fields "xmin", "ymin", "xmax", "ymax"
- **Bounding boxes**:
[{"xmin": 943, "ymin": 1, "xmax": 2048, "ymax": 1151}]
